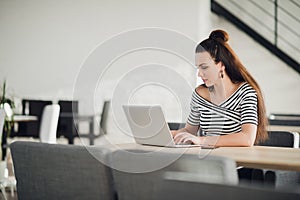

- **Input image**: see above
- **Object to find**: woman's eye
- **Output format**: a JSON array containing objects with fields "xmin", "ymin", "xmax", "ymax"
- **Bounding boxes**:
[{"xmin": 201, "ymin": 66, "xmax": 208, "ymax": 69}]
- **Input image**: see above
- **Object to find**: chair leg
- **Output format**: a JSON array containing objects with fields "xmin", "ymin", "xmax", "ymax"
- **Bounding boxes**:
[
  {"xmin": 264, "ymin": 170, "xmax": 276, "ymax": 188},
  {"xmin": 0, "ymin": 185, "xmax": 7, "ymax": 200},
  {"xmin": 251, "ymin": 169, "xmax": 264, "ymax": 186},
  {"xmin": 10, "ymin": 181, "xmax": 15, "ymax": 197}
]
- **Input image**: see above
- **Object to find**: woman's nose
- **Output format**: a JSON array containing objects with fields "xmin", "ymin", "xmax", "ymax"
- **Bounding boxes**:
[{"xmin": 197, "ymin": 69, "xmax": 204, "ymax": 77}]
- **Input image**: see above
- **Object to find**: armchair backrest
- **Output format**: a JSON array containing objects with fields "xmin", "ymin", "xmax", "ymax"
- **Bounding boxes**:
[
  {"xmin": 111, "ymin": 149, "xmax": 238, "ymax": 200},
  {"xmin": 10, "ymin": 141, "xmax": 116, "ymax": 200}
]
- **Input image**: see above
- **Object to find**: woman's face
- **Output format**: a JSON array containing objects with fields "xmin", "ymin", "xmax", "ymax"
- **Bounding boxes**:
[{"xmin": 195, "ymin": 51, "xmax": 222, "ymax": 87}]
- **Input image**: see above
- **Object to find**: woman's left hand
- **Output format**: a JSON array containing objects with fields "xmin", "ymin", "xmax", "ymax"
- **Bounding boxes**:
[{"xmin": 173, "ymin": 132, "xmax": 203, "ymax": 145}]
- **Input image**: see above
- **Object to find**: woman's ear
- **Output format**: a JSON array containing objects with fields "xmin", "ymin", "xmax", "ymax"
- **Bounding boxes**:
[
  {"xmin": 218, "ymin": 62, "xmax": 225, "ymax": 79},
  {"xmin": 216, "ymin": 61, "xmax": 225, "ymax": 71}
]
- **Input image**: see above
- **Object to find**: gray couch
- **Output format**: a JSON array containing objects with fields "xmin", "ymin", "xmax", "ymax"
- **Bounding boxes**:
[{"xmin": 10, "ymin": 141, "xmax": 300, "ymax": 200}]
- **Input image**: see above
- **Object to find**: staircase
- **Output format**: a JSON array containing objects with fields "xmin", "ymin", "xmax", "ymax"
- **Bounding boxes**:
[{"xmin": 211, "ymin": 0, "xmax": 300, "ymax": 73}]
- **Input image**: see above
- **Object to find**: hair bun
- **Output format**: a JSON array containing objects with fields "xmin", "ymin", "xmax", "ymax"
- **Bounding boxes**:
[{"xmin": 209, "ymin": 29, "xmax": 229, "ymax": 43}]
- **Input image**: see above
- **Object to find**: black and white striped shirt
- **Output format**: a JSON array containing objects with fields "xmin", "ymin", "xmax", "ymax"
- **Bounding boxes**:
[{"xmin": 187, "ymin": 82, "xmax": 258, "ymax": 135}]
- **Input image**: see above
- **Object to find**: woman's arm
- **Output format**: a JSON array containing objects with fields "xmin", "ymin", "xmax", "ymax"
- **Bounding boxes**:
[
  {"xmin": 209, "ymin": 123, "xmax": 257, "ymax": 147},
  {"xmin": 173, "ymin": 123, "xmax": 257, "ymax": 147}
]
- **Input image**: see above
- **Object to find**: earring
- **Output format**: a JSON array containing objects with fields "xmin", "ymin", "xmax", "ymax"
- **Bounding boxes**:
[{"xmin": 220, "ymin": 70, "xmax": 224, "ymax": 79}]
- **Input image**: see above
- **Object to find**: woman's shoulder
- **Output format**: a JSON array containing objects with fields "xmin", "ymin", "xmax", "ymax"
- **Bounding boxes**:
[
  {"xmin": 195, "ymin": 84, "xmax": 210, "ymax": 100},
  {"xmin": 238, "ymin": 82, "xmax": 257, "ymax": 99},
  {"xmin": 239, "ymin": 82, "xmax": 256, "ymax": 93}
]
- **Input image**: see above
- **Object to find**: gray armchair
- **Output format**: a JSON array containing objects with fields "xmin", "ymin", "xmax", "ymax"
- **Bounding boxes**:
[
  {"xmin": 111, "ymin": 149, "xmax": 238, "ymax": 200},
  {"xmin": 10, "ymin": 141, "xmax": 116, "ymax": 200}
]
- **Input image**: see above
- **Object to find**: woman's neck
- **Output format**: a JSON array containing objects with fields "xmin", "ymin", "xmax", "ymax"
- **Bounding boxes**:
[{"xmin": 209, "ymin": 76, "xmax": 238, "ymax": 105}]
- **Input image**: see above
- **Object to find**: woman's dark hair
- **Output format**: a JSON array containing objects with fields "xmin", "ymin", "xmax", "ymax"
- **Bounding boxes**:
[{"xmin": 196, "ymin": 29, "xmax": 268, "ymax": 144}]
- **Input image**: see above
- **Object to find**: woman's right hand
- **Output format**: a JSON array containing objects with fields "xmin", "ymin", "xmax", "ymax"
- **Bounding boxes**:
[{"xmin": 173, "ymin": 132, "xmax": 202, "ymax": 145}]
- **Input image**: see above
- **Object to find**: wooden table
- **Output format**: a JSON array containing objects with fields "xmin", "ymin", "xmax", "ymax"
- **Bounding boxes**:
[
  {"xmin": 108, "ymin": 143, "xmax": 300, "ymax": 171},
  {"xmin": 210, "ymin": 146, "xmax": 300, "ymax": 171}
]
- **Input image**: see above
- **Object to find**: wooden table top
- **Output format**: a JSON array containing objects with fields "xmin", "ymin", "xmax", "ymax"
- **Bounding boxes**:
[
  {"xmin": 210, "ymin": 146, "xmax": 300, "ymax": 171},
  {"xmin": 108, "ymin": 143, "xmax": 300, "ymax": 171}
]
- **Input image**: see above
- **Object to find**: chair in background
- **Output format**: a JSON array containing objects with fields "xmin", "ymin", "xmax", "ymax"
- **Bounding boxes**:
[
  {"xmin": 76, "ymin": 100, "xmax": 110, "ymax": 145},
  {"xmin": 39, "ymin": 104, "xmax": 60, "ymax": 144},
  {"xmin": 10, "ymin": 141, "xmax": 115, "ymax": 200},
  {"xmin": 57, "ymin": 100, "xmax": 79, "ymax": 144},
  {"xmin": 111, "ymin": 149, "xmax": 238, "ymax": 200},
  {"xmin": 57, "ymin": 100, "xmax": 109, "ymax": 145},
  {"xmin": 259, "ymin": 131, "xmax": 299, "ymax": 148},
  {"xmin": 11, "ymin": 99, "xmax": 52, "ymax": 138},
  {"xmin": 258, "ymin": 131, "xmax": 300, "ymax": 187}
]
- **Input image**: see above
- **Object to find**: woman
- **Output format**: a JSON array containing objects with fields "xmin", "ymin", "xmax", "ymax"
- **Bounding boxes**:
[{"xmin": 173, "ymin": 29, "xmax": 268, "ymax": 147}]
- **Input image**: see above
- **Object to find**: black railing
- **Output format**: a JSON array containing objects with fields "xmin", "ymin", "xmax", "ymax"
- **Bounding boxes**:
[{"xmin": 211, "ymin": 0, "xmax": 300, "ymax": 74}]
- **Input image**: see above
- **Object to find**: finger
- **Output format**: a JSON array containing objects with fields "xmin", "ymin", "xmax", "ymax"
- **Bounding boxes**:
[
  {"xmin": 173, "ymin": 132, "xmax": 186, "ymax": 139},
  {"xmin": 176, "ymin": 134, "xmax": 190, "ymax": 144},
  {"xmin": 182, "ymin": 137, "xmax": 193, "ymax": 144},
  {"xmin": 174, "ymin": 135, "xmax": 183, "ymax": 143},
  {"xmin": 173, "ymin": 133, "xmax": 185, "ymax": 143}
]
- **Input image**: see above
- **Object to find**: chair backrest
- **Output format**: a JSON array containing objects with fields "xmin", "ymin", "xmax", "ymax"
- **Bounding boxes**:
[
  {"xmin": 100, "ymin": 100, "xmax": 110, "ymax": 135},
  {"xmin": 10, "ymin": 141, "xmax": 116, "ymax": 200},
  {"xmin": 57, "ymin": 100, "xmax": 79, "ymax": 139},
  {"xmin": 259, "ymin": 131, "xmax": 299, "ymax": 148},
  {"xmin": 17, "ymin": 99, "xmax": 53, "ymax": 137},
  {"xmin": 39, "ymin": 104, "xmax": 60, "ymax": 143},
  {"xmin": 22, "ymin": 99, "xmax": 53, "ymax": 116},
  {"xmin": 111, "ymin": 149, "xmax": 238, "ymax": 200},
  {"xmin": 58, "ymin": 100, "xmax": 79, "ymax": 113}
]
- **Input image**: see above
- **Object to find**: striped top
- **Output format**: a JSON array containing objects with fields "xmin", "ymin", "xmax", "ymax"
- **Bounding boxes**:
[{"xmin": 187, "ymin": 82, "xmax": 258, "ymax": 136}]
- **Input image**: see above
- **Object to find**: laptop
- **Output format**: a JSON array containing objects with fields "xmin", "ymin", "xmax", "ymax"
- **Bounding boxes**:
[{"xmin": 122, "ymin": 105, "xmax": 213, "ymax": 148}]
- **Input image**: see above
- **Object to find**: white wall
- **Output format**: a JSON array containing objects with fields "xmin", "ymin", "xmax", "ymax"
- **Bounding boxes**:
[
  {"xmin": 0, "ymin": 0, "xmax": 202, "ymax": 144},
  {"xmin": 0, "ymin": 0, "xmax": 200, "ymax": 111}
]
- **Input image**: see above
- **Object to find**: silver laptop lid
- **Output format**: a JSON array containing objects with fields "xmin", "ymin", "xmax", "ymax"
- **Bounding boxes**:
[{"xmin": 122, "ymin": 105, "xmax": 175, "ymax": 147}]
